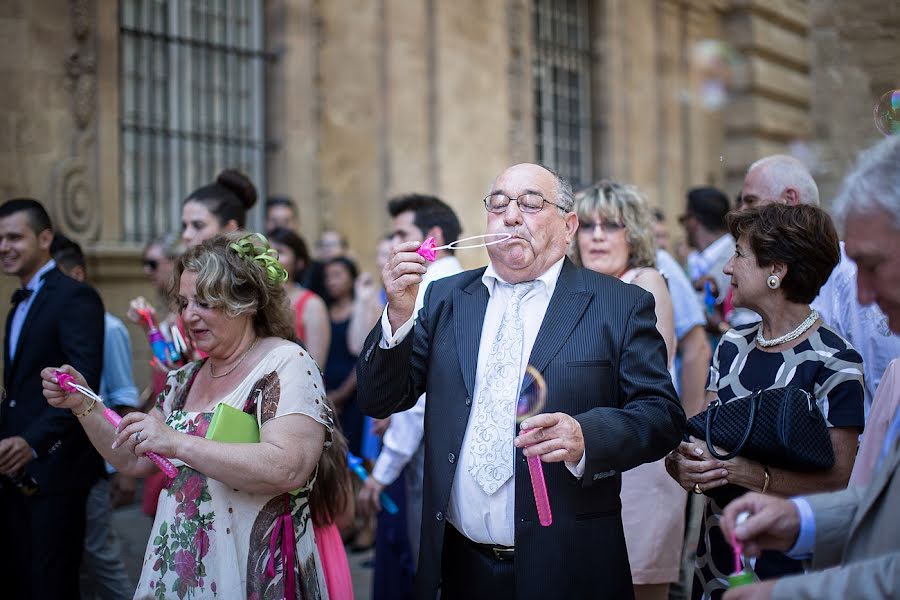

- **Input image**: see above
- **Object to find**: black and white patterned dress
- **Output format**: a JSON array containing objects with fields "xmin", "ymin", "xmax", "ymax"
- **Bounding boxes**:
[{"xmin": 692, "ymin": 322, "xmax": 865, "ymax": 600}]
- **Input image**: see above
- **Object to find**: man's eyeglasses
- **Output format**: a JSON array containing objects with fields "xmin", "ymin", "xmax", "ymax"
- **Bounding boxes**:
[
  {"xmin": 143, "ymin": 259, "xmax": 159, "ymax": 271},
  {"xmin": 483, "ymin": 193, "xmax": 570, "ymax": 214},
  {"xmin": 578, "ymin": 219, "xmax": 625, "ymax": 234}
]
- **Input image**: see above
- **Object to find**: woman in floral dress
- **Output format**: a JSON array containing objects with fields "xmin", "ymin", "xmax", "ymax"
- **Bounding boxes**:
[{"xmin": 43, "ymin": 233, "xmax": 334, "ymax": 599}]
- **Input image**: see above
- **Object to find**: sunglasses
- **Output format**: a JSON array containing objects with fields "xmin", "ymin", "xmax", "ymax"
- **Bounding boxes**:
[{"xmin": 143, "ymin": 259, "xmax": 159, "ymax": 271}]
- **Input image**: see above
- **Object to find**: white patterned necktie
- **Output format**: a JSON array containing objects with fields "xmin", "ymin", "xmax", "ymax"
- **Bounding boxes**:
[{"xmin": 468, "ymin": 280, "xmax": 537, "ymax": 495}]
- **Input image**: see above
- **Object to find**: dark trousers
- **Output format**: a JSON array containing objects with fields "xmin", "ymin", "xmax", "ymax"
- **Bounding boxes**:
[
  {"xmin": 0, "ymin": 487, "xmax": 90, "ymax": 600},
  {"xmin": 440, "ymin": 524, "xmax": 515, "ymax": 600}
]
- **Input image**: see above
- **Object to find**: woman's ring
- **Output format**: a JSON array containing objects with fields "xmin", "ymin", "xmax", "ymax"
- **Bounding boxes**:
[
  {"xmin": 134, "ymin": 431, "xmax": 143, "ymax": 444},
  {"xmin": 693, "ymin": 483, "xmax": 702, "ymax": 494}
]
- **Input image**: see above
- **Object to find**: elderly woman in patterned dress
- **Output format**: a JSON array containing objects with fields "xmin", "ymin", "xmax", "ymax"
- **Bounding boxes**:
[
  {"xmin": 665, "ymin": 203, "xmax": 865, "ymax": 599},
  {"xmin": 43, "ymin": 232, "xmax": 333, "ymax": 599}
]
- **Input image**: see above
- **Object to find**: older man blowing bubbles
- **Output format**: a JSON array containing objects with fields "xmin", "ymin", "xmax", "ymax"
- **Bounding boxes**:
[{"xmin": 358, "ymin": 163, "xmax": 683, "ymax": 600}]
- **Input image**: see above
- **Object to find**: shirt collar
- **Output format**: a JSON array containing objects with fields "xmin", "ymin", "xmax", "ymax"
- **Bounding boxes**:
[
  {"xmin": 25, "ymin": 259, "xmax": 56, "ymax": 291},
  {"xmin": 481, "ymin": 256, "xmax": 565, "ymax": 299}
]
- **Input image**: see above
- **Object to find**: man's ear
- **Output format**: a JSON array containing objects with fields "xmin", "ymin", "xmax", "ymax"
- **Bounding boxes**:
[
  {"xmin": 37, "ymin": 228, "xmax": 54, "ymax": 252},
  {"xmin": 223, "ymin": 219, "xmax": 240, "ymax": 232},
  {"xmin": 782, "ymin": 187, "xmax": 801, "ymax": 206},
  {"xmin": 426, "ymin": 226, "xmax": 444, "ymax": 247},
  {"xmin": 563, "ymin": 211, "xmax": 579, "ymax": 243}
]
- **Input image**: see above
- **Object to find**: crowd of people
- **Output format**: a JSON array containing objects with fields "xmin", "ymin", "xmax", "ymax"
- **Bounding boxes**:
[{"xmin": 0, "ymin": 133, "xmax": 898, "ymax": 600}]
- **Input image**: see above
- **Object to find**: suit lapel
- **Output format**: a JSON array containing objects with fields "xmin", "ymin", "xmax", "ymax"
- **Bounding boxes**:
[
  {"xmin": 8, "ymin": 269, "xmax": 58, "ymax": 382},
  {"xmin": 521, "ymin": 259, "xmax": 592, "ymax": 393},
  {"xmin": 4, "ymin": 307, "xmax": 13, "ymax": 387},
  {"xmin": 454, "ymin": 273, "xmax": 489, "ymax": 400}
]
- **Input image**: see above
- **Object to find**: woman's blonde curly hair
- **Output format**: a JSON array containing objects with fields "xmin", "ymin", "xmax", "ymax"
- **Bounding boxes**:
[
  {"xmin": 569, "ymin": 180, "xmax": 657, "ymax": 271},
  {"xmin": 169, "ymin": 232, "xmax": 295, "ymax": 340}
]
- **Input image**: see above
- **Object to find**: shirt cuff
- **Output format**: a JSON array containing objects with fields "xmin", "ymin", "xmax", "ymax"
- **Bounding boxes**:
[
  {"xmin": 379, "ymin": 307, "xmax": 415, "ymax": 349},
  {"xmin": 565, "ymin": 451, "xmax": 587, "ymax": 478},
  {"xmin": 371, "ymin": 446, "xmax": 406, "ymax": 487},
  {"xmin": 785, "ymin": 497, "xmax": 815, "ymax": 559}
]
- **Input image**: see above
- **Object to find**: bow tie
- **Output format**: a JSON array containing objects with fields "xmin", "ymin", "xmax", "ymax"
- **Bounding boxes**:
[{"xmin": 10, "ymin": 288, "xmax": 33, "ymax": 306}]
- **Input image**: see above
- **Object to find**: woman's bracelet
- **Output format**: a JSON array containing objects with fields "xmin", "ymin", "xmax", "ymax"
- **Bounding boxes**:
[
  {"xmin": 761, "ymin": 465, "xmax": 771, "ymax": 493},
  {"xmin": 72, "ymin": 396, "xmax": 97, "ymax": 418}
]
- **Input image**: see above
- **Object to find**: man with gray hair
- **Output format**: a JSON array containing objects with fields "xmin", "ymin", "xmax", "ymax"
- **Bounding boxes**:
[
  {"xmin": 358, "ymin": 163, "xmax": 684, "ymax": 599},
  {"xmin": 718, "ymin": 134, "xmax": 900, "ymax": 600},
  {"xmin": 740, "ymin": 153, "xmax": 900, "ymax": 417}
]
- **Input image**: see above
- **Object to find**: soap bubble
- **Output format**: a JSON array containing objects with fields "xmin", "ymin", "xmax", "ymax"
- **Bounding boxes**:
[
  {"xmin": 874, "ymin": 90, "xmax": 900, "ymax": 136},
  {"xmin": 516, "ymin": 365, "xmax": 547, "ymax": 424},
  {"xmin": 692, "ymin": 40, "xmax": 746, "ymax": 110}
]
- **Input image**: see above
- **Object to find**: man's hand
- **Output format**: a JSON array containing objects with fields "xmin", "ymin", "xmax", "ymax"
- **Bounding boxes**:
[
  {"xmin": 723, "ymin": 579, "xmax": 776, "ymax": 599},
  {"xmin": 721, "ymin": 492, "xmax": 801, "ymax": 557},
  {"xmin": 514, "ymin": 412, "xmax": 584, "ymax": 463},
  {"xmin": 0, "ymin": 436, "xmax": 35, "ymax": 475},
  {"xmin": 371, "ymin": 417, "xmax": 391, "ymax": 437},
  {"xmin": 357, "ymin": 476, "xmax": 386, "ymax": 517},
  {"xmin": 383, "ymin": 241, "xmax": 427, "ymax": 332}
]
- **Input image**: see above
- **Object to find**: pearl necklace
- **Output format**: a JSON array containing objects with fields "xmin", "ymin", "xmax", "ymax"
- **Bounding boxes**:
[
  {"xmin": 208, "ymin": 338, "xmax": 259, "ymax": 378},
  {"xmin": 755, "ymin": 310, "xmax": 819, "ymax": 348}
]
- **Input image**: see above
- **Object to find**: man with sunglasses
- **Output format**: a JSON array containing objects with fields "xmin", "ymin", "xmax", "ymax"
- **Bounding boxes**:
[{"xmin": 357, "ymin": 163, "xmax": 684, "ymax": 600}]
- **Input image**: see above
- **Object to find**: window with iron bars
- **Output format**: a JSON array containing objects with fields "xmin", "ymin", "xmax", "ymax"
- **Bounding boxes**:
[
  {"xmin": 532, "ymin": 0, "xmax": 593, "ymax": 188},
  {"xmin": 120, "ymin": 0, "xmax": 266, "ymax": 242}
]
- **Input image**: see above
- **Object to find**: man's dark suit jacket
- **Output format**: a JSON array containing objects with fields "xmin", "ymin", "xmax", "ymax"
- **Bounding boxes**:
[
  {"xmin": 357, "ymin": 258, "xmax": 685, "ymax": 600},
  {"xmin": 2, "ymin": 267, "xmax": 105, "ymax": 493}
]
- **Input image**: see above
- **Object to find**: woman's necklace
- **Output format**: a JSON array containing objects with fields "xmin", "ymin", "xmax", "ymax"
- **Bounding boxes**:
[
  {"xmin": 208, "ymin": 338, "xmax": 260, "ymax": 378},
  {"xmin": 756, "ymin": 309, "xmax": 819, "ymax": 348}
]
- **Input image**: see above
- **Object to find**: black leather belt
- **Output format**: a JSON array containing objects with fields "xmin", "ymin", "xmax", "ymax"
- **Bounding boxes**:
[{"xmin": 448, "ymin": 524, "xmax": 515, "ymax": 561}]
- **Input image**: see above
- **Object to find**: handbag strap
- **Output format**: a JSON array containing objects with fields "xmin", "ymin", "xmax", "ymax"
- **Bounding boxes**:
[{"xmin": 705, "ymin": 391, "xmax": 759, "ymax": 461}]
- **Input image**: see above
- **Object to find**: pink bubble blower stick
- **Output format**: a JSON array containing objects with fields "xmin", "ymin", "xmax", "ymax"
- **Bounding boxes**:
[
  {"xmin": 415, "ymin": 233, "xmax": 512, "ymax": 262},
  {"xmin": 519, "ymin": 366, "xmax": 553, "ymax": 527},
  {"xmin": 55, "ymin": 371, "xmax": 178, "ymax": 478}
]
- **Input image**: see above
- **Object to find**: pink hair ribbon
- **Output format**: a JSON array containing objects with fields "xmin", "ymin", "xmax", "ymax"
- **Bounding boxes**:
[
  {"xmin": 55, "ymin": 371, "xmax": 178, "ymax": 479},
  {"xmin": 415, "ymin": 233, "xmax": 513, "ymax": 262}
]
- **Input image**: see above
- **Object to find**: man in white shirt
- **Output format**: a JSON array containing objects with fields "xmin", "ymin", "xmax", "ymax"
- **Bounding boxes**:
[
  {"xmin": 718, "ymin": 135, "xmax": 900, "ymax": 600},
  {"xmin": 358, "ymin": 194, "xmax": 464, "ymax": 564},
  {"xmin": 357, "ymin": 164, "xmax": 684, "ymax": 600},
  {"xmin": 738, "ymin": 153, "xmax": 900, "ymax": 417}
]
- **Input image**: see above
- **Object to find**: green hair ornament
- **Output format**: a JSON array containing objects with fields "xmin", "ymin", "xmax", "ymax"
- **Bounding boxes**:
[{"xmin": 229, "ymin": 233, "xmax": 289, "ymax": 285}]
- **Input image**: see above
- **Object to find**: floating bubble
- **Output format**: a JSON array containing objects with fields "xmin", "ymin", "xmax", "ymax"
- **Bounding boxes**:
[
  {"xmin": 516, "ymin": 365, "xmax": 547, "ymax": 424},
  {"xmin": 874, "ymin": 90, "xmax": 900, "ymax": 136}
]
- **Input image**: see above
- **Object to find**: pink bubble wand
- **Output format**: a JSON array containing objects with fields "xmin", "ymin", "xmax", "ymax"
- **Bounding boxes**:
[
  {"xmin": 518, "ymin": 366, "xmax": 553, "ymax": 527},
  {"xmin": 416, "ymin": 233, "xmax": 512, "ymax": 261},
  {"xmin": 520, "ymin": 428, "xmax": 553, "ymax": 526},
  {"xmin": 55, "ymin": 371, "xmax": 178, "ymax": 478}
]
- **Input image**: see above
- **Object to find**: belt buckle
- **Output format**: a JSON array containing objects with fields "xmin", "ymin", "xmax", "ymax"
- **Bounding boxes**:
[{"xmin": 491, "ymin": 547, "xmax": 514, "ymax": 561}]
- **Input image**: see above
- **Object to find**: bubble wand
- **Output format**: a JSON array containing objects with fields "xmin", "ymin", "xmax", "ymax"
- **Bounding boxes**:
[
  {"xmin": 55, "ymin": 371, "xmax": 179, "ymax": 478},
  {"xmin": 518, "ymin": 366, "xmax": 553, "ymax": 527},
  {"xmin": 416, "ymin": 233, "xmax": 512, "ymax": 262},
  {"xmin": 347, "ymin": 450, "xmax": 399, "ymax": 514},
  {"xmin": 728, "ymin": 511, "xmax": 755, "ymax": 588}
]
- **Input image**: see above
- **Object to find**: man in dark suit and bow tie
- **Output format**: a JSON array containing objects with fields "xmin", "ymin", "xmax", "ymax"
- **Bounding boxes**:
[
  {"xmin": 357, "ymin": 164, "xmax": 685, "ymax": 600},
  {"xmin": 0, "ymin": 198, "xmax": 105, "ymax": 599}
]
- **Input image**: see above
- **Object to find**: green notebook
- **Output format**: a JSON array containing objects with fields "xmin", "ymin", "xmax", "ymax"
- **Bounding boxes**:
[{"xmin": 206, "ymin": 403, "xmax": 259, "ymax": 443}]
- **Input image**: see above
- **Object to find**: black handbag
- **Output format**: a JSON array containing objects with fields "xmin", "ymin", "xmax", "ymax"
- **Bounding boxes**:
[{"xmin": 686, "ymin": 386, "xmax": 835, "ymax": 471}]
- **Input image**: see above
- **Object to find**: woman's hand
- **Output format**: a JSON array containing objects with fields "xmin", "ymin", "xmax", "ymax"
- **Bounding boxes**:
[
  {"xmin": 112, "ymin": 412, "xmax": 181, "ymax": 459},
  {"xmin": 664, "ymin": 437, "xmax": 729, "ymax": 493},
  {"xmin": 41, "ymin": 365, "xmax": 93, "ymax": 411},
  {"xmin": 126, "ymin": 296, "xmax": 156, "ymax": 329}
]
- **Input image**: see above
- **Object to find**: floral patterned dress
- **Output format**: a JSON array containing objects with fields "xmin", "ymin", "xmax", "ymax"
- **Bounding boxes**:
[{"xmin": 134, "ymin": 342, "xmax": 334, "ymax": 600}]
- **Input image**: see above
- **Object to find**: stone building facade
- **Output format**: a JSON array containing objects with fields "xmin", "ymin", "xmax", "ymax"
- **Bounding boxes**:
[{"xmin": 1, "ymin": 0, "xmax": 895, "ymax": 388}]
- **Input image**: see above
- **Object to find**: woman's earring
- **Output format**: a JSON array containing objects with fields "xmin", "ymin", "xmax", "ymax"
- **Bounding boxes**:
[{"xmin": 767, "ymin": 274, "xmax": 781, "ymax": 290}]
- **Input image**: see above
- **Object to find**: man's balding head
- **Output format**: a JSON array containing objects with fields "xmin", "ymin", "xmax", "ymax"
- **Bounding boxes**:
[{"xmin": 740, "ymin": 154, "xmax": 819, "ymax": 210}]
